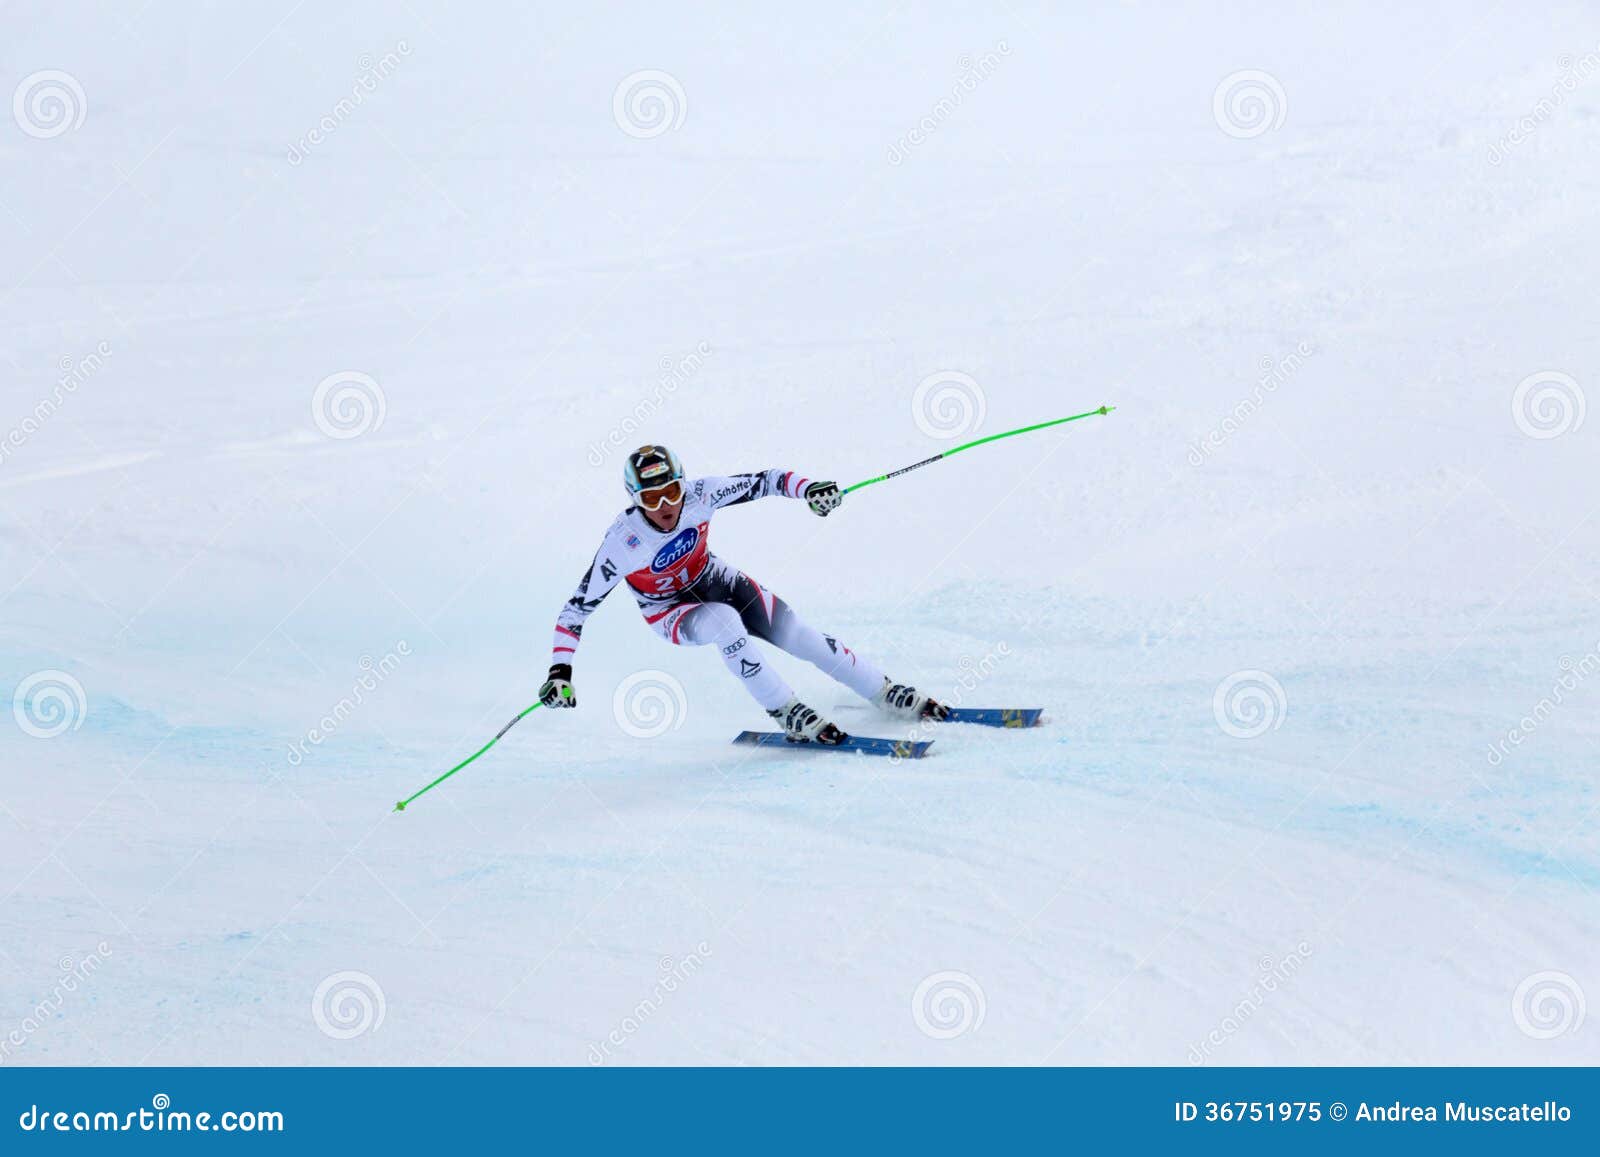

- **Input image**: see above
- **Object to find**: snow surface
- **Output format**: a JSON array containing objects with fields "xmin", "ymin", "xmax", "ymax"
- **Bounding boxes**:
[{"xmin": 2, "ymin": 2, "xmax": 1598, "ymax": 1065}]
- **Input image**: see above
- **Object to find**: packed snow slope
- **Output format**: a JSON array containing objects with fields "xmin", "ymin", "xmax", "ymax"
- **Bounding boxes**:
[{"xmin": 2, "ymin": 2, "xmax": 1597, "ymax": 1064}]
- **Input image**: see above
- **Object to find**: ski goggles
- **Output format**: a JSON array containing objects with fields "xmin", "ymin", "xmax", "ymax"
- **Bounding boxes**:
[{"xmin": 635, "ymin": 479, "xmax": 684, "ymax": 510}]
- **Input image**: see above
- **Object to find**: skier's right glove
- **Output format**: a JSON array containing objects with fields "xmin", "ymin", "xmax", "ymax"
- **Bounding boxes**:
[
  {"xmin": 804, "ymin": 480, "xmax": 843, "ymax": 517},
  {"xmin": 540, "ymin": 663, "xmax": 576, "ymax": 708}
]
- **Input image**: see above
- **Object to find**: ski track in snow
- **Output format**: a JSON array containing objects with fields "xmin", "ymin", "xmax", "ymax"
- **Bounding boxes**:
[{"xmin": 3, "ymin": 2, "xmax": 1599, "ymax": 1065}]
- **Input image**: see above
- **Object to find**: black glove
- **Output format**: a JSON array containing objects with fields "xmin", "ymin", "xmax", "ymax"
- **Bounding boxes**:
[
  {"xmin": 804, "ymin": 480, "xmax": 843, "ymax": 517},
  {"xmin": 539, "ymin": 663, "xmax": 576, "ymax": 708}
]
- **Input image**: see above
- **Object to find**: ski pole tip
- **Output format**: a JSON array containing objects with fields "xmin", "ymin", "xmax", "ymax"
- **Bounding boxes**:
[{"xmin": 393, "ymin": 800, "xmax": 406, "ymax": 813}]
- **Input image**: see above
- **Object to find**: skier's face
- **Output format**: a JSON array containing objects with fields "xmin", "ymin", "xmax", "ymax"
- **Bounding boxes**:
[{"xmin": 642, "ymin": 494, "xmax": 683, "ymax": 531}]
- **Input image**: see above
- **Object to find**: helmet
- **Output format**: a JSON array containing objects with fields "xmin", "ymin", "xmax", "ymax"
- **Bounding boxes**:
[{"xmin": 623, "ymin": 444, "xmax": 684, "ymax": 499}]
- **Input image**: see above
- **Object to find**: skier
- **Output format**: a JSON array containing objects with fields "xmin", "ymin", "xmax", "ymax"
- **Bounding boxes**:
[{"xmin": 539, "ymin": 444, "xmax": 949, "ymax": 744}]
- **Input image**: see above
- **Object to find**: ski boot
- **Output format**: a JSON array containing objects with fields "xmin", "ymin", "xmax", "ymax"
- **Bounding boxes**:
[
  {"xmin": 769, "ymin": 698, "xmax": 848, "ymax": 745},
  {"xmin": 874, "ymin": 678, "xmax": 951, "ymax": 722}
]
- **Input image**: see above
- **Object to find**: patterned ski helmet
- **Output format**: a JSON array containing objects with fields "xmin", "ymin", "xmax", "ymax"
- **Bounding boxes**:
[{"xmin": 623, "ymin": 444, "xmax": 684, "ymax": 498}]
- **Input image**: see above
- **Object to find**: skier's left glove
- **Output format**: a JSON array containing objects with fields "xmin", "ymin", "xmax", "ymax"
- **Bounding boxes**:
[
  {"xmin": 804, "ymin": 480, "xmax": 843, "ymax": 517},
  {"xmin": 540, "ymin": 663, "xmax": 576, "ymax": 708}
]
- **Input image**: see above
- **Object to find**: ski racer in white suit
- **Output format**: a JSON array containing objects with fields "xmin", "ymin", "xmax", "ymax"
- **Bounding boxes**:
[{"xmin": 539, "ymin": 444, "xmax": 949, "ymax": 744}]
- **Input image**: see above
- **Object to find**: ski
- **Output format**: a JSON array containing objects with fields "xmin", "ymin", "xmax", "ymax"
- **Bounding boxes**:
[
  {"xmin": 731, "ymin": 731, "xmax": 933, "ymax": 759},
  {"xmin": 940, "ymin": 707, "xmax": 1043, "ymax": 728},
  {"xmin": 834, "ymin": 704, "xmax": 1045, "ymax": 728}
]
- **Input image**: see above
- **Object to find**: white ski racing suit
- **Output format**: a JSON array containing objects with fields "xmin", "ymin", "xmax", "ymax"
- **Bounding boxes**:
[{"xmin": 550, "ymin": 470, "xmax": 886, "ymax": 711}]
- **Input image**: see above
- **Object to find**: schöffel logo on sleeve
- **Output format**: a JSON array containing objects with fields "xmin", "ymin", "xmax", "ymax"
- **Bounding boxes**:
[{"xmin": 650, "ymin": 526, "xmax": 700, "ymax": 572}]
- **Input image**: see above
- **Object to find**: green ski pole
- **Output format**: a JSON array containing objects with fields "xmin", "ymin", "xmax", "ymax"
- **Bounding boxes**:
[
  {"xmin": 845, "ymin": 405, "xmax": 1116, "ymax": 495},
  {"xmin": 396, "ymin": 407, "xmax": 1113, "ymax": 811},
  {"xmin": 394, "ymin": 692, "xmax": 565, "ymax": 813}
]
